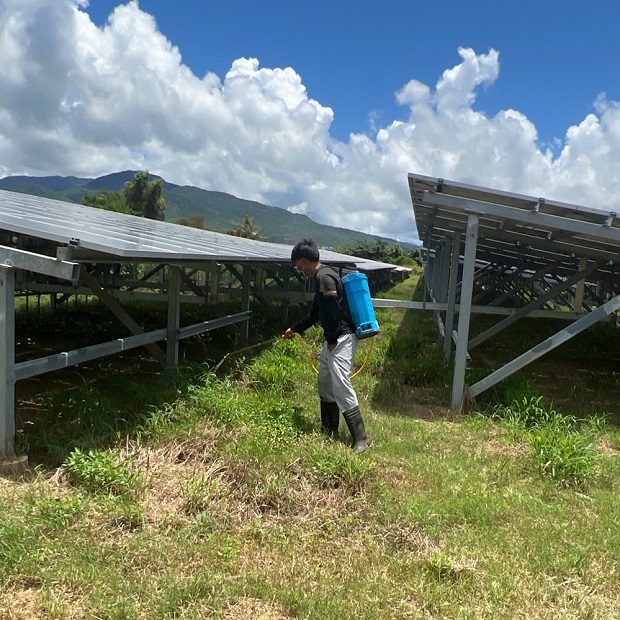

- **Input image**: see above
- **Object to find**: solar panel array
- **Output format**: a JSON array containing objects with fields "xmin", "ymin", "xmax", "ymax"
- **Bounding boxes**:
[
  {"xmin": 409, "ymin": 173, "xmax": 620, "ymax": 270},
  {"xmin": 0, "ymin": 189, "xmax": 372, "ymax": 267},
  {"xmin": 407, "ymin": 172, "xmax": 620, "ymax": 410}
]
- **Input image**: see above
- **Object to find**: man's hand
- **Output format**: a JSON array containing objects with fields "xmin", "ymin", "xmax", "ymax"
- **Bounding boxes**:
[{"xmin": 281, "ymin": 327, "xmax": 295, "ymax": 339}]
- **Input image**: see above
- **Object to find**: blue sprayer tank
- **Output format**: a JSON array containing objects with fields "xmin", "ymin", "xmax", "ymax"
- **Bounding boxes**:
[{"xmin": 341, "ymin": 272, "xmax": 380, "ymax": 339}]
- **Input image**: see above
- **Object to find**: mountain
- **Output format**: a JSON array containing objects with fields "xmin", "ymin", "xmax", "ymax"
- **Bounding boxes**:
[{"xmin": 0, "ymin": 171, "xmax": 409, "ymax": 249}]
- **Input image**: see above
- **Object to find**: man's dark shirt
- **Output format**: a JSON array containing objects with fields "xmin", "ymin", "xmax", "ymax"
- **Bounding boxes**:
[{"xmin": 292, "ymin": 265, "xmax": 354, "ymax": 345}]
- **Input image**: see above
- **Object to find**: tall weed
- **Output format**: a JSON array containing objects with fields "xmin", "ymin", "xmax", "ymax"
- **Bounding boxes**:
[
  {"xmin": 244, "ymin": 338, "xmax": 307, "ymax": 392},
  {"xmin": 493, "ymin": 396, "xmax": 601, "ymax": 487},
  {"xmin": 530, "ymin": 424, "xmax": 599, "ymax": 487},
  {"xmin": 303, "ymin": 443, "xmax": 374, "ymax": 491},
  {"xmin": 494, "ymin": 396, "xmax": 571, "ymax": 429},
  {"xmin": 60, "ymin": 448, "xmax": 144, "ymax": 497}
]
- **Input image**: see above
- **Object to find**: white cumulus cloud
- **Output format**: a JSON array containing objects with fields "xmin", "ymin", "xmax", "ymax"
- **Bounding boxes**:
[{"xmin": 1, "ymin": 0, "xmax": 619, "ymax": 242}]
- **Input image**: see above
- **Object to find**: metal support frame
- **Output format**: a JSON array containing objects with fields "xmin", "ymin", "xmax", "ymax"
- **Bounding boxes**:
[
  {"xmin": 467, "ymin": 261, "xmax": 598, "ymax": 350},
  {"xmin": 488, "ymin": 260, "xmax": 560, "ymax": 308},
  {"xmin": 2, "ymin": 252, "xmax": 258, "ymax": 460},
  {"xmin": 372, "ymin": 298, "xmax": 595, "ymax": 320},
  {"xmin": 167, "ymin": 265, "xmax": 181, "ymax": 369},
  {"xmin": 573, "ymin": 256, "xmax": 589, "ymax": 311},
  {"xmin": 240, "ymin": 265, "xmax": 251, "ymax": 346},
  {"xmin": 14, "ymin": 312, "xmax": 252, "ymax": 381},
  {"xmin": 434, "ymin": 240, "xmax": 451, "ymax": 340},
  {"xmin": 451, "ymin": 214, "xmax": 478, "ymax": 410},
  {"xmin": 79, "ymin": 267, "xmax": 167, "ymax": 365},
  {"xmin": 443, "ymin": 234, "xmax": 461, "ymax": 360},
  {"xmin": 468, "ymin": 293, "xmax": 620, "ymax": 399},
  {"xmin": 427, "ymin": 192, "xmax": 620, "ymax": 246},
  {"xmin": 409, "ymin": 174, "xmax": 620, "ymax": 412},
  {"xmin": 1, "ymin": 266, "xmax": 16, "ymax": 458},
  {"xmin": 0, "ymin": 245, "xmax": 79, "ymax": 282}
]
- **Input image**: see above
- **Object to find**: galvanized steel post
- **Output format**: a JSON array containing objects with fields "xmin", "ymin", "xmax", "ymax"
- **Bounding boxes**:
[
  {"xmin": 0, "ymin": 265, "xmax": 16, "ymax": 458},
  {"xmin": 450, "ymin": 214, "xmax": 478, "ymax": 411},
  {"xmin": 166, "ymin": 265, "xmax": 181, "ymax": 369}
]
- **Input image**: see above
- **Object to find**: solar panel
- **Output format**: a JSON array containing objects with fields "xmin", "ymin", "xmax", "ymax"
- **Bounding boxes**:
[
  {"xmin": 0, "ymin": 188, "xmax": 374, "ymax": 267},
  {"xmin": 408, "ymin": 173, "xmax": 620, "ymax": 263}
]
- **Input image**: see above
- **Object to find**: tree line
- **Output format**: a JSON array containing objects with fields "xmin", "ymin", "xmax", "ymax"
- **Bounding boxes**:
[{"xmin": 332, "ymin": 239, "xmax": 422, "ymax": 266}]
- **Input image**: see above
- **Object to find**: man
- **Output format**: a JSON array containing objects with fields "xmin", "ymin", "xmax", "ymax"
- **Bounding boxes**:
[{"xmin": 282, "ymin": 239, "xmax": 370, "ymax": 453}]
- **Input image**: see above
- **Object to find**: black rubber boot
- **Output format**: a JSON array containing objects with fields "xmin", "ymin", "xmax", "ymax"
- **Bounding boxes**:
[
  {"xmin": 320, "ymin": 400, "xmax": 340, "ymax": 438},
  {"xmin": 343, "ymin": 406, "xmax": 371, "ymax": 453}
]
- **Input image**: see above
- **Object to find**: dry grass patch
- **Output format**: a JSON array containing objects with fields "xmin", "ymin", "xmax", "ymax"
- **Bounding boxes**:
[
  {"xmin": 371, "ymin": 518, "xmax": 443, "ymax": 556},
  {"xmin": 125, "ymin": 426, "xmax": 233, "ymax": 524},
  {"xmin": 0, "ymin": 589, "xmax": 39, "ymax": 620},
  {"xmin": 127, "ymin": 426, "xmax": 375, "ymax": 537},
  {"xmin": 223, "ymin": 597, "xmax": 292, "ymax": 620},
  {"xmin": 0, "ymin": 586, "xmax": 87, "ymax": 620},
  {"xmin": 597, "ymin": 436, "xmax": 620, "ymax": 456},
  {"xmin": 401, "ymin": 402, "xmax": 453, "ymax": 421},
  {"xmin": 478, "ymin": 436, "xmax": 529, "ymax": 459}
]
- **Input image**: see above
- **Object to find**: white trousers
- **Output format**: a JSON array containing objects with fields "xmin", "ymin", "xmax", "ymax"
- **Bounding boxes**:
[{"xmin": 317, "ymin": 333, "xmax": 359, "ymax": 413}]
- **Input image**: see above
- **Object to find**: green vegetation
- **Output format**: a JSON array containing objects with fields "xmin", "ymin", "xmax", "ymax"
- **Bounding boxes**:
[
  {"xmin": 81, "ymin": 170, "xmax": 166, "ymax": 220},
  {"xmin": 226, "ymin": 214, "xmax": 261, "ymax": 239},
  {"xmin": 81, "ymin": 187, "xmax": 133, "ymax": 214},
  {"xmin": 333, "ymin": 238, "xmax": 422, "ymax": 266},
  {"xmin": 490, "ymin": 396, "xmax": 604, "ymax": 487},
  {"xmin": 122, "ymin": 170, "xmax": 166, "ymax": 220},
  {"xmin": 3, "ymin": 275, "xmax": 620, "ymax": 618}
]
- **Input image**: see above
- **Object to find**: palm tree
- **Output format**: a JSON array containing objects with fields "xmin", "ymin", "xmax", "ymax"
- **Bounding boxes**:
[{"xmin": 227, "ymin": 214, "xmax": 261, "ymax": 239}]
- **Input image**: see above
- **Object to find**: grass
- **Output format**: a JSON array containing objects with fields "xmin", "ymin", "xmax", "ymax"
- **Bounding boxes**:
[{"xmin": 2, "ymin": 274, "xmax": 620, "ymax": 618}]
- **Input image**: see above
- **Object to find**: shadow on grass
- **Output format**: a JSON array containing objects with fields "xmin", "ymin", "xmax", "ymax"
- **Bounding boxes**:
[
  {"xmin": 466, "ymin": 315, "xmax": 620, "ymax": 426},
  {"xmin": 370, "ymin": 275, "xmax": 620, "ymax": 427},
  {"xmin": 14, "ymin": 299, "xmax": 290, "ymax": 469},
  {"xmin": 370, "ymin": 276, "xmax": 454, "ymax": 421}
]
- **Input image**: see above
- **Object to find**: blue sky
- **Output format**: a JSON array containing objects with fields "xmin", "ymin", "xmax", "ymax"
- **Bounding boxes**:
[
  {"xmin": 1, "ymin": 0, "xmax": 619, "ymax": 242},
  {"xmin": 84, "ymin": 0, "xmax": 620, "ymax": 149}
]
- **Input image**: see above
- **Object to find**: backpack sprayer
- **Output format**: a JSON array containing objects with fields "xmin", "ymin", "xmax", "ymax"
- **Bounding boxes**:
[{"xmin": 341, "ymin": 272, "xmax": 380, "ymax": 339}]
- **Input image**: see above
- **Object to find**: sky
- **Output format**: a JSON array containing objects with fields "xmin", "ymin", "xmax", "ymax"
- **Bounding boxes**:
[{"xmin": 1, "ymin": 0, "xmax": 620, "ymax": 243}]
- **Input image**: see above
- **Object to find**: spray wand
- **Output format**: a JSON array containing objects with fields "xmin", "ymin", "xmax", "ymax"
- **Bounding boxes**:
[{"xmin": 284, "ymin": 332, "xmax": 375, "ymax": 379}]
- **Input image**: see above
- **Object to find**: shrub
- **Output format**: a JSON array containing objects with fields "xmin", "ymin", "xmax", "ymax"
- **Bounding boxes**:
[{"xmin": 61, "ymin": 448, "xmax": 144, "ymax": 497}]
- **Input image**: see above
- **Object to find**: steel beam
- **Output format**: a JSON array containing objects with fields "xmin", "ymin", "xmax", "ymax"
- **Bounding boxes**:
[
  {"xmin": 469, "ymin": 293, "xmax": 620, "ymax": 399},
  {"xmin": 15, "ymin": 312, "xmax": 252, "ymax": 381},
  {"xmin": 425, "ymin": 192, "xmax": 620, "ymax": 246},
  {"xmin": 0, "ymin": 245, "xmax": 79, "ymax": 282},
  {"xmin": 443, "ymin": 234, "xmax": 461, "ymax": 360},
  {"xmin": 0, "ymin": 266, "xmax": 16, "ymax": 458},
  {"xmin": 240, "ymin": 265, "xmax": 251, "ymax": 345},
  {"xmin": 167, "ymin": 266, "xmax": 181, "ymax": 369},
  {"xmin": 451, "ymin": 214, "xmax": 478, "ymax": 410}
]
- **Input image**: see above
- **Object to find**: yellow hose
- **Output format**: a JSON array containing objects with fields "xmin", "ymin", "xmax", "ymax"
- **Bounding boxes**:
[{"xmin": 293, "ymin": 332, "xmax": 375, "ymax": 379}]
